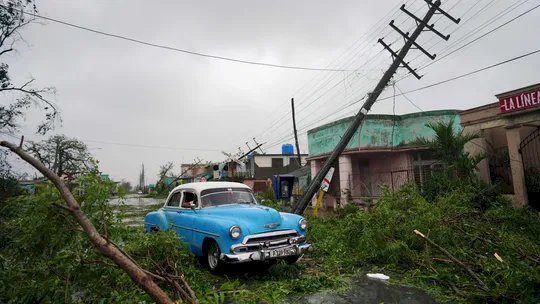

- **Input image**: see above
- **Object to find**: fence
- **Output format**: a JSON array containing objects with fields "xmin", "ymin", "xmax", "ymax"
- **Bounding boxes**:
[{"xmin": 341, "ymin": 165, "xmax": 435, "ymax": 205}]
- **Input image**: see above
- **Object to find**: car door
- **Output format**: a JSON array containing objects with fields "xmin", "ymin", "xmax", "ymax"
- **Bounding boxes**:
[
  {"xmin": 173, "ymin": 190, "xmax": 199, "ymax": 246},
  {"xmin": 163, "ymin": 191, "xmax": 192, "ymax": 243}
]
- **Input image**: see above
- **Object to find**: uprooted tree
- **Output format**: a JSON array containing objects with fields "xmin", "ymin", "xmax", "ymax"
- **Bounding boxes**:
[{"xmin": 0, "ymin": 140, "xmax": 198, "ymax": 303}]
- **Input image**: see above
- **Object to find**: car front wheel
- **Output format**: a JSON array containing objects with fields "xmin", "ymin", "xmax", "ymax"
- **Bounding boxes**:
[{"xmin": 205, "ymin": 241, "xmax": 222, "ymax": 272}]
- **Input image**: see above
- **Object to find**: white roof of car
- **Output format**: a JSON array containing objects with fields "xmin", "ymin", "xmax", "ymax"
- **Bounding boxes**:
[{"xmin": 170, "ymin": 181, "xmax": 251, "ymax": 193}]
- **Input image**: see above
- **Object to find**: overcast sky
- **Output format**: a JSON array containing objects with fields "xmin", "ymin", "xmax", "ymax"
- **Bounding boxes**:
[{"xmin": 4, "ymin": 0, "xmax": 540, "ymax": 185}]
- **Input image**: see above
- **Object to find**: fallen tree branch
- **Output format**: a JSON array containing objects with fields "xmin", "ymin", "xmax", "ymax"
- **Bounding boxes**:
[
  {"xmin": 0, "ymin": 140, "xmax": 179, "ymax": 304},
  {"xmin": 414, "ymin": 229, "xmax": 489, "ymax": 291},
  {"xmin": 517, "ymin": 247, "xmax": 540, "ymax": 265},
  {"xmin": 432, "ymin": 257, "xmax": 453, "ymax": 263},
  {"xmin": 102, "ymin": 233, "xmax": 198, "ymax": 303}
]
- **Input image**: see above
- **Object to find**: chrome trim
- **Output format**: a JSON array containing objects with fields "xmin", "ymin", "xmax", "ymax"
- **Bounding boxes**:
[
  {"xmin": 241, "ymin": 229, "xmax": 297, "ymax": 244},
  {"xmin": 171, "ymin": 224, "xmax": 220, "ymax": 237},
  {"xmin": 264, "ymin": 223, "xmax": 280, "ymax": 229},
  {"xmin": 221, "ymin": 243, "xmax": 311, "ymax": 263},
  {"xmin": 231, "ymin": 235, "xmax": 306, "ymax": 253}
]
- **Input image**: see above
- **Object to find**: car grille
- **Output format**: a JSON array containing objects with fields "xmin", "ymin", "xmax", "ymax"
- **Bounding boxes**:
[
  {"xmin": 231, "ymin": 230, "xmax": 301, "ymax": 253},
  {"xmin": 244, "ymin": 230, "xmax": 299, "ymax": 245},
  {"xmin": 229, "ymin": 230, "xmax": 302, "ymax": 253}
]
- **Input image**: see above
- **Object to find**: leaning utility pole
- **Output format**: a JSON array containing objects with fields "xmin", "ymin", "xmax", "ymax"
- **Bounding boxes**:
[
  {"xmin": 291, "ymin": 98, "xmax": 302, "ymax": 166},
  {"xmin": 294, "ymin": 0, "xmax": 460, "ymax": 214}
]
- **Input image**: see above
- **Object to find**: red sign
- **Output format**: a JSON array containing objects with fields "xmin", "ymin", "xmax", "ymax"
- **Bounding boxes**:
[{"xmin": 499, "ymin": 88, "xmax": 540, "ymax": 113}]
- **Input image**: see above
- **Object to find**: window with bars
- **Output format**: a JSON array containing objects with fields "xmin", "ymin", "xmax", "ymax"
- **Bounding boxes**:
[{"xmin": 412, "ymin": 150, "xmax": 439, "ymax": 189}]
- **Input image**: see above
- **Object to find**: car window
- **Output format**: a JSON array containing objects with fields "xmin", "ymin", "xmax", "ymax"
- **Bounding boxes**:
[
  {"xmin": 166, "ymin": 192, "xmax": 181, "ymax": 207},
  {"xmin": 181, "ymin": 191, "xmax": 198, "ymax": 208},
  {"xmin": 200, "ymin": 188, "xmax": 257, "ymax": 208}
]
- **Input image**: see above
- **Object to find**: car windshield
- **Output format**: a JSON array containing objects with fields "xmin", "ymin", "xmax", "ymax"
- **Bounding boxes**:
[{"xmin": 200, "ymin": 188, "xmax": 257, "ymax": 208}]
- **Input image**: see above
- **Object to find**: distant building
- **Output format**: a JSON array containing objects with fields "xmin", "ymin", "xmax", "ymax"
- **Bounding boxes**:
[
  {"xmin": 180, "ymin": 163, "xmax": 209, "ymax": 178},
  {"xmin": 245, "ymin": 153, "xmax": 308, "ymax": 180}
]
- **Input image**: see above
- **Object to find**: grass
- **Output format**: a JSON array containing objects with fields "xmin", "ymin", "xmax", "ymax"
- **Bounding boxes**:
[
  {"xmin": 2, "ymin": 179, "xmax": 538, "ymax": 304},
  {"xmin": 115, "ymin": 186, "xmax": 540, "ymax": 303}
]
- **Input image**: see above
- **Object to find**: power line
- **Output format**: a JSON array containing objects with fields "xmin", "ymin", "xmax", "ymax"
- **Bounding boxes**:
[
  {"xmin": 253, "ymin": 1, "xmax": 472, "ymax": 146},
  {"xmin": 419, "ymin": 1, "xmax": 540, "ymax": 71},
  {"xmin": 1, "ymin": 134, "xmax": 222, "ymax": 153},
  {"xmin": 244, "ymin": 17, "xmax": 408, "ymax": 143},
  {"xmin": 3, "ymin": 5, "xmax": 349, "ymax": 72},
  {"xmin": 395, "ymin": 84, "xmax": 423, "ymax": 112},
  {"xmin": 238, "ymin": 1, "xmax": 423, "ymax": 145},
  {"xmin": 399, "ymin": 47, "xmax": 540, "ymax": 96},
  {"xmin": 402, "ymin": 0, "xmax": 536, "ymax": 79},
  {"xmin": 263, "ymin": 46, "xmax": 540, "ymax": 150},
  {"xmin": 82, "ymin": 139, "xmax": 222, "ymax": 153}
]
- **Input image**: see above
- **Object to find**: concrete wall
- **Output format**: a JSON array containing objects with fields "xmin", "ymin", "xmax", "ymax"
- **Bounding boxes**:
[
  {"xmin": 308, "ymin": 110, "xmax": 461, "ymax": 157},
  {"xmin": 461, "ymin": 100, "xmax": 540, "ymax": 208},
  {"xmin": 253, "ymin": 155, "xmax": 307, "ymax": 168}
]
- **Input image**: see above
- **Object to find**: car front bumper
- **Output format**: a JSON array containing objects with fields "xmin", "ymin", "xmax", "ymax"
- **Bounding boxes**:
[{"xmin": 220, "ymin": 243, "xmax": 311, "ymax": 263}]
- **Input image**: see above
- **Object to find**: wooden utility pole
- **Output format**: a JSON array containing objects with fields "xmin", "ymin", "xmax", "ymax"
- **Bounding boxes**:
[
  {"xmin": 294, "ymin": 0, "xmax": 460, "ymax": 214},
  {"xmin": 291, "ymin": 98, "xmax": 302, "ymax": 166}
]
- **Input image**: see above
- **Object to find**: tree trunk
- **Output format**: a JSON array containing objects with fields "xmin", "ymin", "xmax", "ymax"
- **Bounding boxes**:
[{"xmin": 1, "ymin": 140, "xmax": 176, "ymax": 304}]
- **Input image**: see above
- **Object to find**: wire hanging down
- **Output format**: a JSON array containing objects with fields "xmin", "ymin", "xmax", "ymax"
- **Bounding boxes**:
[{"xmin": 1, "ymin": 5, "xmax": 349, "ymax": 72}]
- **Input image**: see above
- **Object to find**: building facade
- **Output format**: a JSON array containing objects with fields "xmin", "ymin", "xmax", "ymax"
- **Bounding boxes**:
[
  {"xmin": 307, "ymin": 110, "xmax": 461, "ymax": 208},
  {"xmin": 461, "ymin": 83, "xmax": 540, "ymax": 209},
  {"xmin": 245, "ymin": 153, "xmax": 307, "ymax": 180}
]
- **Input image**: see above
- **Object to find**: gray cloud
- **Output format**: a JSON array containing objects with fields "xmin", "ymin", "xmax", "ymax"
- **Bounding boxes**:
[{"xmin": 4, "ymin": 0, "xmax": 539, "ymax": 184}]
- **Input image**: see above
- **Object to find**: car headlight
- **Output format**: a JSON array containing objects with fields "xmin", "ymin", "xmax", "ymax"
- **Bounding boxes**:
[
  {"xmin": 229, "ymin": 225, "xmax": 241, "ymax": 239},
  {"xmin": 299, "ymin": 219, "xmax": 307, "ymax": 230}
]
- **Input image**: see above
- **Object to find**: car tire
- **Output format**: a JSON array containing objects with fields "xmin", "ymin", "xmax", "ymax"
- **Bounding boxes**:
[{"xmin": 205, "ymin": 240, "xmax": 222, "ymax": 273}]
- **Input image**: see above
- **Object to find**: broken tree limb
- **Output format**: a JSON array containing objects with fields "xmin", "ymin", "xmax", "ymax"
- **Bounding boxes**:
[
  {"xmin": 432, "ymin": 257, "xmax": 453, "ymax": 263},
  {"xmin": 0, "ymin": 140, "xmax": 181, "ymax": 304},
  {"xmin": 414, "ymin": 229, "xmax": 489, "ymax": 291}
]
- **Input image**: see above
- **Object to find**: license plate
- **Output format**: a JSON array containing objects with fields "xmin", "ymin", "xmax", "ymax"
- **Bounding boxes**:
[{"xmin": 266, "ymin": 247, "xmax": 296, "ymax": 258}]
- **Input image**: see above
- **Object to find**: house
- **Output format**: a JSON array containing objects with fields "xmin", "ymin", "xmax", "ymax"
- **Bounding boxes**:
[
  {"xmin": 307, "ymin": 110, "xmax": 461, "ymax": 208},
  {"xmin": 461, "ymin": 83, "xmax": 540, "ymax": 209},
  {"xmin": 244, "ymin": 152, "xmax": 308, "ymax": 180}
]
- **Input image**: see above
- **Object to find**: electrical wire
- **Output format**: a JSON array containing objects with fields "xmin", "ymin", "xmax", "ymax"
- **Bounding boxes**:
[
  {"xmin": 419, "ymin": 1, "xmax": 540, "ymax": 72},
  {"xmin": 258, "ymin": 0, "xmax": 472, "ymax": 146},
  {"xmin": 263, "ymin": 46, "xmax": 540, "ymax": 150},
  {"xmin": 402, "ymin": 0, "xmax": 536, "ymax": 79},
  {"xmin": 240, "ymin": 0, "xmax": 426, "ymax": 145},
  {"xmin": 1, "ymin": 4, "xmax": 351, "ymax": 72},
  {"xmin": 395, "ymin": 84, "xmax": 424, "ymax": 112},
  {"xmin": 81, "ymin": 139, "xmax": 222, "ymax": 152}
]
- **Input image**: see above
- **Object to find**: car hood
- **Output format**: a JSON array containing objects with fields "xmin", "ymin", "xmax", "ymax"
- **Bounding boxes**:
[{"xmin": 199, "ymin": 204, "xmax": 283, "ymax": 234}]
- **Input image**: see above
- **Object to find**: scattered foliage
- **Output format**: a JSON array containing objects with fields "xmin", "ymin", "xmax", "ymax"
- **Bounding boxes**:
[
  {"xmin": 1, "ymin": 172, "xmax": 538, "ymax": 303},
  {"xmin": 306, "ymin": 184, "xmax": 540, "ymax": 303}
]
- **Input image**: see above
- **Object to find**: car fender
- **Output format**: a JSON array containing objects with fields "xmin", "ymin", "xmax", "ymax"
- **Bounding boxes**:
[
  {"xmin": 279, "ymin": 212, "xmax": 307, "ymax": 236},
  {"xmin": 191, "ymin": 215, "xmax": 242, "ymax": 257},
  {"xmin": 144, "ymin": 209, "xmax": 169, "ymax": 232}
]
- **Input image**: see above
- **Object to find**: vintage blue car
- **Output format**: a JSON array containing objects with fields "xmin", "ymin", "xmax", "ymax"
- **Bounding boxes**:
[{"xmin": 144, "ymin": 182, "xmax": 311, "ymax": 271}]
